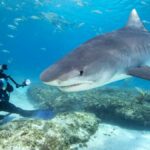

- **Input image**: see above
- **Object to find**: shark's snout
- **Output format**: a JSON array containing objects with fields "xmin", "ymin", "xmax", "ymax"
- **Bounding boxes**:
[
  {"xmin": 40, "ymin": 64, "xmax": 94, "ymax": 92},
  {"xmin": 40, "ymin": 64, "xmax": 61, "ymax": 86},
  {"xmin": 40, "ymin": 70, "xmax": 51, "ymax": 82},
  {"xmin": 40, "ymin": 74, "xmax": 61, "ymax": 87},
  {"xmin": 40, "ymin": 65, "xmax": 78, "ymax": 87}
]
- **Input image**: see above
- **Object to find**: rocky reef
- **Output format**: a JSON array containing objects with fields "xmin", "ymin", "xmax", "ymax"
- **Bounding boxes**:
[
  {"xmin": 27, "ymin": 83, "xmax": 150, "ymax": 129},
  {"xmin": 0, "ymin": 112, "xmax": 99, "ymax": 150}
]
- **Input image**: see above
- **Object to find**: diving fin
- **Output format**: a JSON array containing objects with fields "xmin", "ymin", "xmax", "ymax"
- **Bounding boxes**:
[
  {"xmin": 32, "ymin": 109, "xmax": 55, "ymax": 120},
  {"xmin": 127, "ymin": 66, "xmax": 150, "ymax": 80},
  {"xmin": 0, "ymin": 113, "xmax": 10, "ymax": 120}
]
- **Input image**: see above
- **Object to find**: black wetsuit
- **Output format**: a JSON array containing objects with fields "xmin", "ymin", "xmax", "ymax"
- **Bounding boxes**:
[
  {"xmin": 0, "ymin": 100, "xmax": 36, "ymax": 118},
  {"xmin": 0, "ymin": 72, "xmax": 36, "ymax": 119}
]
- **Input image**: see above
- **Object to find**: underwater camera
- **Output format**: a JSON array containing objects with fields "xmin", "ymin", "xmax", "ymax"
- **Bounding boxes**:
[
  {"xmin": 19, "ymin": 79, "xmax": 31, "ymax": 87},
  {"xmin": 0, "ymin": 64, "xmax": 31, "ymax": 88}
]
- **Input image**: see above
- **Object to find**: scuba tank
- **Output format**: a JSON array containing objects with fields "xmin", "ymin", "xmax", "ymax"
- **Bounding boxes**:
[{"xmin": 0, "ymin": 78, "xmax": 7, "ymax": 90}]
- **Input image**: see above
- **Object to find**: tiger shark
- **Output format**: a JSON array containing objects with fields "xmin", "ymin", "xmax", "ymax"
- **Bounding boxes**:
[{"xmin": 40, "ymin": 9, "xmax": 150, "ymax": 92}]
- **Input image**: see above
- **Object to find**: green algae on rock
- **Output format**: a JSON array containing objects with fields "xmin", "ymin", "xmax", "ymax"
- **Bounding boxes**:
[
  {"xmin": 0, "ymin": 112, "xmax": 99, "ymax": 150},
  {"xmin": 27, "ymin": 83, "xmax": 136, "ymax": 112},
  {"xmin": 27, "ymin": 83, "xmax": 150, "ymax": 129}
]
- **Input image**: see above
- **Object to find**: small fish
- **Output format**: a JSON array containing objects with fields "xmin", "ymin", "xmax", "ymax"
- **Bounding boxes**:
[
  {"xmin": 55, "ymin": 4, "xmax": 61, "ymax": 8},
  {"xmin": 1, "ymin": 1, "xmax": 5, "ymax": 6},
  {"xmin": 14, "ymin": 17, "xmax": 25, "ymax": 25},
  {"xmin": 77, "ymin": 22, "xmax": 85, "ymax": 28},
  {"xmin": 143, "ymin": 20, "xmax": 150, "ymax": 24},
  {"xmin": 7, "ymin": 58, "xmax": 13, "ymax": 64},
  {"xmin": 7, "ymin": 34, "xmax": 15, "ymax": 38},
  {"xmin": 8, "ymin": 24, "xmax": 17, "ymax": 30},
  {"xmin": 141, "ymin": 1, "xmax": 148, "ymax": 5},
  {"xmin": 35, "ymin": 0, "xmax": 43, "ymax": 6},
  {"xmin": 14, "ymin": 18, "xmax": 23, "ymax": 22},
  {"xmin": 92, "ymin": 10, "xmax": 103, "ymax": 14},
  {"xmin": 74, "ymin": 0, "xmax": 85, "ymax": 7},
  {"xmin": 6, "ymin": 7, "xmax": 13, "ymax": 11},
  {"xmin": 30, "ymin": 15, "xmax": 40, "ymax": 20},
  {"xmin": 1, "ymin": 49, "xmax": 10, "ymax": 53},
  {"xmin": 41, "ymin": 47, "xmax": 47, "ymax": 51}
]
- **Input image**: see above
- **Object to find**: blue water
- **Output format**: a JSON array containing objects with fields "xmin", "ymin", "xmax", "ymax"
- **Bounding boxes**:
[
  {"xmin": 0, "ymin": 1, "xmax": 150, "ymax": 149},
  {"xmin": 0, "ymin": 0, "xmax": 150, "ymax": 84}
]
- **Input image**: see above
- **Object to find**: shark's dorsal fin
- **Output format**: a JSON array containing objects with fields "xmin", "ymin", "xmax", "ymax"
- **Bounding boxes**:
[{"xmin": 127, "ymin": 9, "xmax": 146, "ymax": 30}]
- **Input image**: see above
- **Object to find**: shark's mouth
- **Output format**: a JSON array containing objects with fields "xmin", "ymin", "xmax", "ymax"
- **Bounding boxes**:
[
  {"xmin": 59, "ymin": 83, "xmax": 83, "ymax": 88},
  {"xmin": 58, "ymin": 81, "xmax": 93, "ymax": 92}
]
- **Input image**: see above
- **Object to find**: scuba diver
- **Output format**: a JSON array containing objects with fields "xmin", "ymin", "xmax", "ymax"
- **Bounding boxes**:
[{"xmin": 0, "ymin": 64, "xmax": 53, "ymax": 121}]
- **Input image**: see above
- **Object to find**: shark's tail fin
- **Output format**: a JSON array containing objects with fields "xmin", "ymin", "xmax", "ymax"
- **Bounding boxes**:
[{"xmin": 126, "ymin": 9, "xmax": 147, "ymax": 31}]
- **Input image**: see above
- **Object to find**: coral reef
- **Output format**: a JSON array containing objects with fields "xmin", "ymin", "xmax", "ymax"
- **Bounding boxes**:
[
  {"xmin": 135, "ymin": 87, "xmax": 150, "ymax": 104},
  {"xmin": 0, "ymin": 112, "xmax": 99, "ymax": 150},
  {"xmin": 27, "ymin": 83, "xmax": 150, "ymax": 128}
]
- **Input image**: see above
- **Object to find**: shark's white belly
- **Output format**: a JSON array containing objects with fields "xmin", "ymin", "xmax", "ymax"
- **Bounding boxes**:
[{"xmin": 101, "ymin": 73, "xmax": 131, "ymax": 86}]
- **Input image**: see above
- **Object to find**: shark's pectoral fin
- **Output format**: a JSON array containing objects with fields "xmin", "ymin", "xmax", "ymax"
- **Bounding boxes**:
[{"xmin": 127, "ymin": 66, "xmax": 150, "ymax": 80}]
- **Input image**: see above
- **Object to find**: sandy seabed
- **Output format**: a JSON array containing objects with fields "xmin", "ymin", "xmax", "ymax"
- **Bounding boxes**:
[{"xmin": 79, "ymin": 123, "xmax": 150, "ymax": 150}]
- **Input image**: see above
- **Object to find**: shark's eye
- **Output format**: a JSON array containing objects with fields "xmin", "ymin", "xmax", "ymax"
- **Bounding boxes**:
[{"xmin": 79, "ymin": 70, "xmax": 84, "ymax": 76}]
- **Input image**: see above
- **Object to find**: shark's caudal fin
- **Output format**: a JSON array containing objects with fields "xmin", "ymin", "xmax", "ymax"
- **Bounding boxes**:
[{"xmin": 126, "ymin": 9, "xmax": 146, "ymax": 31}]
